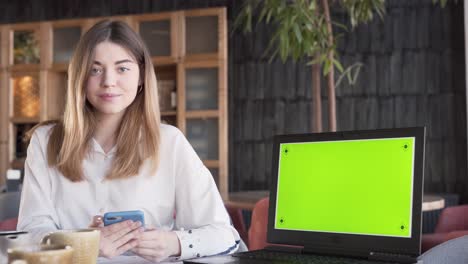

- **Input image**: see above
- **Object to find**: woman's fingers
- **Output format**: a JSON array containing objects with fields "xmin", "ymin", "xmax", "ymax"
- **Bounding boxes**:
[
  {"xmin": 98, "ymin": 221, "xmax": 142, "ymax": 258},
  {"xmin": 115, "ymin": 239, "xmax": 139, "ymax": 256},
  {"xmin": 89, "ymin": 215, "xmax": 103, "ymax": 228},
  {"xmin": 105, "ymin": 221, "xmax": 141, "ymax": 241},
  {"xmin": 135, "ymin": 229, "xmax": 162, "ymax": 241},
  {"xmin": 104, "ymin": 220, "xmax": 132, "ymax": 234},
  {"xmin": 113, "ymin": 227, "xmax": 144, "ymax": 246}
]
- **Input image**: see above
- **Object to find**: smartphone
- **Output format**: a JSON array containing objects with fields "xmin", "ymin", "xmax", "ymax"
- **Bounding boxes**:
[
  {"xmin": 0, "ymin": 231, "xmax": 28, "ymax": 236},
  {"xmin": 103, "ymin": 210, "xmax": 145, "ymax": 227}
]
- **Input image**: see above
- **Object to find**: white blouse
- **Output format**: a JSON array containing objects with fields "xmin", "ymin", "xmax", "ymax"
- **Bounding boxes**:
[{"xmin": 17, "ymin": 124, "xmax": 240, "ymax": 260}]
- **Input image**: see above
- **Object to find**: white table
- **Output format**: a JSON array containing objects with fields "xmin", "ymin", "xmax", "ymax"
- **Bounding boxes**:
[
  {"xmin": 226, "ymin": 191, "xmax": 446, "ymax": 212},
  {"xmin": 422, "ymin": 194, "xmax": 445, "ymax": 212},
  {"xmin": 98, "ymin": 256, "xmax": 182, "ymax": 264}
]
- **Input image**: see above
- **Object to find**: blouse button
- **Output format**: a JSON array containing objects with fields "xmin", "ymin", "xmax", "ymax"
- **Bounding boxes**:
[{"xmin": 189, "ymin": 244, "xmax": 193, "ymax": 248}]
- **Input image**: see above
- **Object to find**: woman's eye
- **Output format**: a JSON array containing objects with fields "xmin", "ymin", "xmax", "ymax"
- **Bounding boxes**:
[
  {"xmin": 117, "ymin": 67, "xmax": 130, "ymax": 73},
  {"xmin": 90, "ymin": 68, "xmax": 103, "ymax": 76}
]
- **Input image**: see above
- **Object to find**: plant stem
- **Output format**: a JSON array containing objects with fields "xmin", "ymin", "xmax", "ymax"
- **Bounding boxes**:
[
  {"xmin": 321, "ymin": 0, "xmax": 337, "ymax": 132},
  {"xmin": 312, "ymin": 58, "xmax": 322, "ymax": 133}
]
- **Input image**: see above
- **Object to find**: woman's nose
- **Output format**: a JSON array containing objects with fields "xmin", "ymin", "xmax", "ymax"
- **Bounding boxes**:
[{"xmin": 102, "ymin": 69, "xmax": 117, "ymax": 87}]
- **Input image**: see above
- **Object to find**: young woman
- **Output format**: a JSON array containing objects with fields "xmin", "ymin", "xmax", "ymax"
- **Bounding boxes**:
[{"xmin": 17, "ymin": 20, "xmax": 240, "ymax": 262}]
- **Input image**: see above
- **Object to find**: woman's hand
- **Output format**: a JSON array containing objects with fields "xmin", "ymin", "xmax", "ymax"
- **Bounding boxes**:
[
  {"xmin": 89, "ymin": 215, "xmax": 144, "ymax": 258},
  {"xmin": 131, "ymin": 228, "xmax": 181, "ymax": 262}
]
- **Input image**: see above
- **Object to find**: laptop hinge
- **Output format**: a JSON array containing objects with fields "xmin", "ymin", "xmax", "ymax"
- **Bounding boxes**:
[
  {"xmin": 368, "ymin": 252, "xmax": 417, "ymax": 264},
  {"xmin": 264, "ymin": 245, "xmax": 302, "ymax": 254}
]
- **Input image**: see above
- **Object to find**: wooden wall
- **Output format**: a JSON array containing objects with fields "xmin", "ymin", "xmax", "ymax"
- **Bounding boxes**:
[{"xmin": 230, "ymin": 0, "xmax": 467, "ymax": 203}]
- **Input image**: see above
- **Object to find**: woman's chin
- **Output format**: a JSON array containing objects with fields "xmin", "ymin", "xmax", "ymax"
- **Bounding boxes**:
[{"xmin": 94, "ymin": 107, "xmax": 126, "ymax": 116}]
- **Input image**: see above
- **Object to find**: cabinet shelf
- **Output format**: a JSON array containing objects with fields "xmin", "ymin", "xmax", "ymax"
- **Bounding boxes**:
[
  {"xmin": 10, "ymin": 117, "xmax": 39, "ymax": 124},
  {"xmin": 51, "ymin": 63, "xmax": 68, "ymax": 72},
  {"xmin": 203, "ymin": 160, "xmax": 219, "ymax": 168},
  {"xmin": 152, "ymin": 57, "xmax": 178, "ymax": 66},
  {"xmin": 10, "ymin": 64, "xmax": 40, "ymax": 72},
  {"xmin": 161, "ymin": 111, "xmax": 176, "ymax": 116},
  {"xmin": 184, "ymin": 53, "xmax": 219, "ymax": 62},
  {"xmin": 186, "ymin": 110, "xmax": 218, "ymax": 119}
]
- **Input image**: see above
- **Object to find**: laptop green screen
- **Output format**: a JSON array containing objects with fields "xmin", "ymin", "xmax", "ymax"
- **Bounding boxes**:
[{"xmin": 275, "ymin": 137, "xmax": 415, "ymax": 238}]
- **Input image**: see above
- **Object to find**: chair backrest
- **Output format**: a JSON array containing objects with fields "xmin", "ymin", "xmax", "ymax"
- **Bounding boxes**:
[
  {"xmin": 225, "ymin": 204, "xmax": 249, "ymax": 246},
  {"xmin": 0, "ymin": 192, "xmax": 21, "ymax": 221},
  {"xmin": 419, "ymin": 235, "xmax": 468, "ymax": 264},
  {"xmin": 248, "ymin": 197, "xmax": 269, "ymax": 250},
  {"xmin": 0, "ymin": 217, "xmax": 18, "ymax": 231},
  {"xmin": 434, "ymin": 205, "xmax": 468, "ymax": 233}
]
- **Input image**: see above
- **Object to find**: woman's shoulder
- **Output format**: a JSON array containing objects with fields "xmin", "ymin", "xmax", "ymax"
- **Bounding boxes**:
[
  {"xmin": 159, "ymin": 123, "xmax": 183, "ymax": 139},
  {"xmin": 159, "ymin": 123, "xmax": 188, "ymax": 153},
  {"xmin": 30, "ymin": 122, "xmax": 57, "ymax": 142}
]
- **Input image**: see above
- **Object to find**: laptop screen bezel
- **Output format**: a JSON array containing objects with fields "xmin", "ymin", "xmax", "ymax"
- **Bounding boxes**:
[{"xmin": 267, "ymin": 127, "xmax": 425, "ymax": 257}]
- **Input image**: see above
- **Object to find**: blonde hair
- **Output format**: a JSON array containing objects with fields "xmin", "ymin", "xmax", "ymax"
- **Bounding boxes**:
[{"xmin": 43, "ymin": 20, "xmax": 161, "ymax": 181}]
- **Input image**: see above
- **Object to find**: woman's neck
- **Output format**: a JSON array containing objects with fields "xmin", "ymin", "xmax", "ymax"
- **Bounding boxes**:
[{"xmin": 93, "ymin": 112, "xmax": 124, "ymax": 153}]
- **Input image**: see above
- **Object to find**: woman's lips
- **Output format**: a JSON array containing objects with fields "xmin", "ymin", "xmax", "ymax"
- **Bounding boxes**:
[{"xmin": 98, "ymin": 93, "xmax": 122, "ymax": 101}]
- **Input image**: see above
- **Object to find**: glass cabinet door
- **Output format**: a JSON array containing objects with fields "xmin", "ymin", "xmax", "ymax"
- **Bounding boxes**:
[
  {"xmin": 161, "ymin": 115, "xmax": 177, "ymax": 127},
  {"xmin": 185, "ymin": 68, "xmax": 218, "ymax": 110},
  {"xmin": 14, "ymin": 123, "xmax": 36, "ymax": 158},
  {"xmin": 185, "ymin": 16, "xmax": 218, "ymax": 54},
  {"xmin": 53, "ymin": 26, "xmax": 81, "ymax": 63},
  {"xmin": 158, "ymin": 79, "xmax": 176, "ymax": 111},
  {"xmin": 186, "ymin": 118, "xmax": 218, "ymax": 160},
  {"xmin": 156, "ymin": 65, "xmax": 177, "ymax": 116},
  {"xmin": 13, "ymin": 31, "xmax": 40, "ymax": 64},
  {"xmin": 139, "ymin": 20, "xmax": 171, "ymax": 57},
  {"xmin": 12, "ymin": 75, "xmax": 39, "ymax": 119}
]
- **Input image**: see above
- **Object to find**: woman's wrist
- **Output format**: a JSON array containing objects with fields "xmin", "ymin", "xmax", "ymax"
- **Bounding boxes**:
[{"xmin": 170, "ymin": 231, "xmax": 181, "ymax": 257}]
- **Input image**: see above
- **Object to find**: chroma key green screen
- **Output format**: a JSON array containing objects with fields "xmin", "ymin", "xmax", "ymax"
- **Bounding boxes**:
[{"xmin": 275, "ymin": 137, "xmax": 415, "ymax": 238}]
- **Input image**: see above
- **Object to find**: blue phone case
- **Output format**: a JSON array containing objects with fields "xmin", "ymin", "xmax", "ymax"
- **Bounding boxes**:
[{"xmin": 103, "ymin": 210, "xmax": 145, "ymax": 227}]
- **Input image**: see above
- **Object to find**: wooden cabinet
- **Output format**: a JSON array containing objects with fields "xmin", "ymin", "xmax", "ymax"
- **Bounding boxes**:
[
  {"xmin": 0, "ymin": 8, "xmax": 229, "ymax": 198},
  {"xmin": 134, "ymin": 12, "xmax": 179, "ymax": 65}
]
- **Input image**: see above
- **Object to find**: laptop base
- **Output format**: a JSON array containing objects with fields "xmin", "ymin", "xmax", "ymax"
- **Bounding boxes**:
[{"xmin": 184, "ymin": 249, "xmax": 422, "ymax": 264}]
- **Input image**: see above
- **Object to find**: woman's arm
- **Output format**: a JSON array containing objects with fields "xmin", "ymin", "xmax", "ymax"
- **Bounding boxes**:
[
  {"xmin": 172, "ymin": 130, "xmax": 240, "ymax": 260},
  {"xmin": 131, "ymin": 127, "xmax": 240, "ymax": 262},
  {"xmin": 173, "ymin": 165, "xmax": 240, "ymax": 260},
  {"xmin": 17, "ymin": 127, "xmax": 60, "ymax": 242}
]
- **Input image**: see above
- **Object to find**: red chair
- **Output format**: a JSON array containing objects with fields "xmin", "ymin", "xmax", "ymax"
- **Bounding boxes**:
[
  {"xmin": 421, "ymin": 205, "xmax": 468, "ymax": 252},
  {"xmin": 225, "ymin": 204, "xmax": 249, "ymax": 246},
  {"xmin": 248, "ymin": 197, "xmax": 270, "ymax": 250},
  {"xmin": 0, "ymin": 217, "xmax": 18, "ymax": 231},
  {"xmin": 248, "ymin": 197, "xmax": 302, "ymax": 251}
]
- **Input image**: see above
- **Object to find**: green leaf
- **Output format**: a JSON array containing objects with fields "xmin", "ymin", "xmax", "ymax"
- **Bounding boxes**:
[
  {"xmin": 333, "ymin": 59, "xmax": 344, "ymax": 73},
  {"xmin": 293, "ymin": 24, "xmax": 302, "ymax": 43},
  {"xmin": 335, "ymin": 62, "xmax": 364, "ymax": 89},
  {"xmin": 323, "ymin": 58, "xmax": 331, "ymax": 75},
  {"xmin": 309, "ymin": 0, "xmax": 316, "ymax": 10}
]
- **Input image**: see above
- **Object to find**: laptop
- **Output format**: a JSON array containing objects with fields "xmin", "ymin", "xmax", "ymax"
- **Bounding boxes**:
[{"xmin": 185, "ymin": 127, "xmax": 425, "ymax": 264}]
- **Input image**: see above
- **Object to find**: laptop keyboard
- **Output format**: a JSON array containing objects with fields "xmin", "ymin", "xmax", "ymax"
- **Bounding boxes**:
[{"xmin": 234, "ymin": 250, "xmax": 398, "ymax": 264}]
